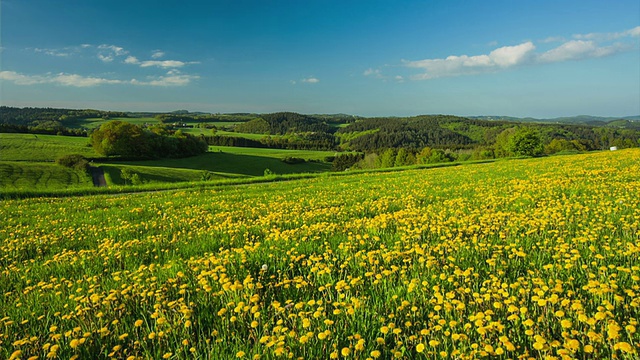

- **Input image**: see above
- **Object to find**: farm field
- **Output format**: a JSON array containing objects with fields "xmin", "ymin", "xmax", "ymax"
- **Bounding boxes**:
[
  {"xmin": 0, "ymin": 134, "xmax": 334, "ymax": 190},
  {"xmin": 0, "ymin": 133, "xmax": 101, "ymax": 162},
  {"xmin": 0, "ymin": 161, "xmax": 93, "ymax": 190},
  {"xmin": 63, "ymin": 117, "xmax": 159, "ymax": 130},
  {"xmin": 1, "ymin": 149, "xmax": 638, "ymax": 359},
  {"xmin": 108, "ymin": 147, "xmax": 333, "ymax": 176}
]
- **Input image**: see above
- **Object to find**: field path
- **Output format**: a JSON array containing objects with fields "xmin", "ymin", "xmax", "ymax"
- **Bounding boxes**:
[{"xmin": 89, "ymin": 166, "xmax": 107, "ymax": 187}]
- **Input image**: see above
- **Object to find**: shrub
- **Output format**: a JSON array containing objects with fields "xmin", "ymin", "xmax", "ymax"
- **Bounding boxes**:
[
  {"xmin": 56, "ymin": 154, "xmax": 89, "ymax": 172},
  {"xmin": 282, "ymin": 157, "xmax": 306, "ymax": 164}
]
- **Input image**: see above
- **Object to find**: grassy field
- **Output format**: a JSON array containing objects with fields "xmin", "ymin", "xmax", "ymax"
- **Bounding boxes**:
[
  {"xmin": 1, "ymin": 149, "xmax": 639, "ymax": 359},
  {"xmin": 105, "ymin": 147, "xmax": 333, "ymax": 176},
  {"xmin": 0, "ymin": 133, "xmax": 100, "ymax": 161},
  {"xmin": 99, "ymin": 164, "xmax": 248, "ymax": 185},
  {"xmin": 0, "ymin": 161, "xmax": 93, "ymax": 190},
  {"xmin": 63, "ymin": 117, "xmax": 159, "ymax": 129},
  {"xmin": 0, "ymin": 133, "xmax": 333, "ymax": 189}
]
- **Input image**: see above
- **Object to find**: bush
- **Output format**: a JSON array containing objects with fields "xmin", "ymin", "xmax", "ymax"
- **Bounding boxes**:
[
  {"xmin": 56, "ymin": 154, "xmax": 89, "ymax": 171},
  {"xmin": 282, "ymin": 157, "xmax": 306, "ymax": 164},
  {"xmin": 121, "ymin": 168, "xmax": 143, "ymax": 185}
]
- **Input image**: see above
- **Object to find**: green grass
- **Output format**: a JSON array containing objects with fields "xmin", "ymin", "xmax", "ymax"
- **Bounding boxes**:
[
  {"xmin": 0, "ymin": 133, "xmax": 101, "ymax": 161},
  {"xmin": 63, "ymin": 117, "xmax": 159, "ymax": 129},
  {"xmin": 208, "ymin": 145, "xmax": 337, "ymax": 161},
  {"xmin": 1, "ymin": 149, "xmax": 638, "ymax": 359},
  {"xmin": 178, "ymin": 128, "xmax": 278, "ymax": 140},
  {"xmin": 0, "ymin": 161, "xmax": 93, "ymax": 190},
  {"xmin": 104, "ymin": 148, "xmax": 332, "ymax": 176},
  {"xmin": 99, "ymin": 164, "xmax": 247, "ymax": 185}
]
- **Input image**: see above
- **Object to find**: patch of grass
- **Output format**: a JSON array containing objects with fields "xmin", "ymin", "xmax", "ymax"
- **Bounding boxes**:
[
  {"xmin": 0, "ymin": 161, "xmax": 93, "ymax": 190},
  {"xmin": 63, "ymin": 117, "xmax": 159, "ymax": 129},
  {"xmin": 98, "ymin": 164, "xmax": 247, "ymax": 185},
  {"xmin": 208, "ymin": 146, "xmax": 337, "ymax": 161},
  {"xmin": 0, "ymin": 133, "xmax": 101, "ymax": 161},
  {"xmin": 108, "ymin": 148, "xmax": 333, "ymax": 176}
]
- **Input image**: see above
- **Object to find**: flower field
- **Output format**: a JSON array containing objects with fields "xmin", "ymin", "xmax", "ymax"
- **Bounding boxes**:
[{"xmin": 1, "ymin": 149, "xmax": 639, "ymax": 359}]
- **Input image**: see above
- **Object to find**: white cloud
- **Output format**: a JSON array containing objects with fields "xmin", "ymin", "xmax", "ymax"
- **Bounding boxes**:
[
  {"xmin": 97, "ymin": 44, "xmax": 127, "ymax": 55},
  {"xmin": 132, "ymin": 72, "xmax": 200, "ymax": 86},
  {"xmin": 123, "ymin": 56, "xmax": 197, "ymax": 68},
  {"xmin": 301, "ymin": 77, "xmax": 319, "ymax": 83},
  {"xmin": 0, "ymin": 71, "xmax": 124, "ymax": 87},
  {"xmin": 574, "ymin": 26, "xmax": 640, "ymax": 41},
  {"xmin": 0, "ymin": 70, "xmax": 197, "ymax": 87},
  {"xmin": 401, "ymin": 26, "xmax": 639, "ymax": 81},
  {"xmin": 34, "ymin": 48, "xmax": 71, "ymax": 57},
  {"xmin": 0, "ymin": 71, "xmax": 46, "ymax": 85},
  {"xmin": 139, "ymin": 60, "xmax": 190, "ymax": 68},
  {"xmin": 405, "ymin": 42, "xmax": 535, "ymax": 80},
  {"xmin": 151, "ymin": 50, "xmax": 165, "ymax": 59},
  {"xmin": 97, "ymin": 54, "xmax": 114, "ymax": 62},
  {"xmin": 97, "ymin": 44, "xmax": 128, "ymax": 62},
  {"xmin": 538, "ymin": 40, "xmax": 630, "ymax": 63},
  {"xmin": 52, "ymin": 73, "xmax": 124, "ymax": 87},
  {"xmin": 124, "ymin": 56, "xmax": 139, "ymax": 64}
]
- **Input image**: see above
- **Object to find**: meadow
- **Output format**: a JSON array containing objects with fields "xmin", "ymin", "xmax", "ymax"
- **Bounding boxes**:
[
  {"xmin": 0, "ymin": 133, "xmax": 101, "ymax": 162},
  {"xmin": 0, "ymin": 149, "xmax": 638, "ymax": 359},
  {"xmin": 105, "ymin": 147, "xmax": 334, "ymax": 177},
  {"xmin": 0, "ymin": 134, "xmax": 334, "ymax": 191}
]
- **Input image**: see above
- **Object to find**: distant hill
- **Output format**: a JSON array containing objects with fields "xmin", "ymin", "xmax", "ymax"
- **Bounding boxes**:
[
  {"xmin": 468, "ymin": 115, "xmax": 640, "ymax": 131},
  {"xmin": 470, "ymin": 114, "xmax": 640, "ymax": 125}
]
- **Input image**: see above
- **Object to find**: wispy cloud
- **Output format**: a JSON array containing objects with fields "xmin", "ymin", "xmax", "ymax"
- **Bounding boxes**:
[
  {"xmin": 97, "ymin": 44, "xmax": 128, "ymax": 62},
  {"xmin": 538, "ymin": 40, "xmax": 630, "ymax": 63},
  {"xmin": 123, "ymin": 56, "xmax": 197, "ymax": 68},
  {"xmin": 573, "ymin": 26, "xmax": 640, "ymax": 41},
  {"xmin": 0, "ymin": 70, "xmax": 197, "ymax": 87},
  {"xmin": 34, "ymin": 48, "xmax": 72, "ymax": 57},
  {"xmin": 394, "ymin": 26, "xmax": 640, "ymax": 81},
  {"xmin": 19, "ymin": 44, "xmax": 201, "ymax": 87},
  {"xmin": 301, "ymin": 77, "xmax": 319, "ymax": 84},
  {"xmin": 363, "ymin": 68, "xmax": 383, "ymax": 78},
  {"xmin": 0, "ymin": 71, "xmax": 124, "ymax": 87}
]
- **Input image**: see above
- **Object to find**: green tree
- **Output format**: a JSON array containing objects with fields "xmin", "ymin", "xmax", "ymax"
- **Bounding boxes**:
[
  {"xmin": 416, "ymin": 147, "xmax": 433, "ymax": 164},
  {"xmin": 90, "ymin": 121, "xmax": 148, "ymax": 157},
  {"xmin": 494, "ymin": 127, "xmax": 517, "ymax": 158},
  {"xmin": 507, "ymin": 129, "xmax": 543, "ymax": 157},
  {"xmin": 377, "ymin": 149, "xmax": 397, "ymax": 168},
  {"xmin": 394, "ymin": 148, "xmax": 416, "ymax": 167}
]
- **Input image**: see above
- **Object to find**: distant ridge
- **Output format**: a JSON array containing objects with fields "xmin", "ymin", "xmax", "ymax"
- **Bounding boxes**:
[{"xmin": 469, "ymin": 115, "xmax": 640, "ymax": 124}]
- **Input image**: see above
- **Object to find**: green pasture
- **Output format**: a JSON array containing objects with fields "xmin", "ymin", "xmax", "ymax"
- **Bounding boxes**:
[
  {"xmin": 99, "ymin": 164, "xmax": 247, "ymax": 186},
  {"xmin": 63, "ymin": 117, "xmax": 159, "ymax": 129},
  {"xmin": 208, "ymin": 145, "xmax": 337, "ymax": 161},
  {"xmin": 105, "ymin": 147, "xmax": 332, "ymax": 176},
  {"xmin": 0, "ymin": 133, "xmax": 100, "ymax": 161},
  {"xmin": 0, "ymin": 161, "xmax": 93, "ymax": 190}
]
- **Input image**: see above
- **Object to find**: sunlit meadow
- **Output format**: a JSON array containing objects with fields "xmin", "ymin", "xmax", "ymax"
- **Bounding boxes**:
[{"xmin": 1, "ymin": 150, "xmax": 639, "ymax": 359}]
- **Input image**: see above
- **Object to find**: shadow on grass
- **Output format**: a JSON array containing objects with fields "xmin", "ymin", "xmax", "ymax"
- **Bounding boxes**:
[{"xmin": 105, "ymin": 152, "xmax": 331, "ymax": 176}]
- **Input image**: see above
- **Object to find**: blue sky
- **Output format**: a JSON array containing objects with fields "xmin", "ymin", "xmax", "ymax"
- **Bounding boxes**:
[{"xmin": 1, "ymin": 0, "xmax": 639, "ymax": 117}]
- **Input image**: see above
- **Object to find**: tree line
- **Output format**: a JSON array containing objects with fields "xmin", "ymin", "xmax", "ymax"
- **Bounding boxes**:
[{"xmin": 90, "ymin": 121, "xmax": 207, "ymax": 159}]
